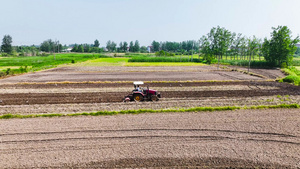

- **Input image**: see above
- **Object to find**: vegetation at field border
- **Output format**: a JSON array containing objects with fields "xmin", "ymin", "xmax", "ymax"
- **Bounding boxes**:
[
  {"xmin": 1, "ymin": 103, "xmax": 299, "ymax": 119},
  {"xmin": 280, "ymin": 67, "xmax": 300, "ymax": 86},
  {"xmin": 0, "ymin": 52, "xmax": 297, "ymax": 81},
  {"xmin": 0, "ymin": 53, "xmax": 110, "ymax": 78}
]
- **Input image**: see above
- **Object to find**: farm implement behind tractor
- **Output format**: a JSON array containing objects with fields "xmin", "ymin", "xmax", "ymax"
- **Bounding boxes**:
[{"xmin": 123, "ymin": 81, "xmax": 161, "ymax": 102}]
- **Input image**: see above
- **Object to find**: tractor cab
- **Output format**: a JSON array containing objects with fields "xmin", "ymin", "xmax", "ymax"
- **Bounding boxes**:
[{"xmin": 123, "ymin": 81, "xmax": 161, "ymax": 102}]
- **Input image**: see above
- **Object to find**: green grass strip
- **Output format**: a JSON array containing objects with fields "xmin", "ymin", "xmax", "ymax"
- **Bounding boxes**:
[{"xmin": 0, "ymin": 104, "xmax": 299, "ymax": 120}]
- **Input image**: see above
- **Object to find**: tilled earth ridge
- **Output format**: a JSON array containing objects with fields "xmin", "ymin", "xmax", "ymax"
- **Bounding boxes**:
[
  {"xmin": 0, "ymin": 85, "xmax": 281, "ymax": 94},
  {"xmin": 0, "ymin": 109, "xmax": 299, "ymax": 168},
  {"xmin": 0, "ymin": 96, "xmax": 300, "ymax": 115},
  {"xmin": 0, "ymin": 81, "xmax": 299, "ymax": 106}
]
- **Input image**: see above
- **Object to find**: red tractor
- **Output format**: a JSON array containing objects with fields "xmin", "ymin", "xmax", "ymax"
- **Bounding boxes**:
[{"xmin": 123, "ymin": 81, "xmax": 161, "ymax": 102}]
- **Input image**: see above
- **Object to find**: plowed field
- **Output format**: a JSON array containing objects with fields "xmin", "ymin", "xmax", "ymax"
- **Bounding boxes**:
[
  {"xmin": 0, "ymin": 65, "xmax": 299, "ymax": 168},
  {"xmin": 0, "ymin": 66, "xmax": 266, "ymax": 83},
  {"xmin": 1, "ymin": 109, "xmax": 299, "ymax": 168}
]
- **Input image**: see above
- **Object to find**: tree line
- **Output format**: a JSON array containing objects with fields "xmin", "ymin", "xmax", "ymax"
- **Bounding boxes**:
[
  {"xmin": 199, "ymin": 26, "xmax": 262, "ymax": 64},
  {"xmin": 0, "ymin": 35, "xmax": 200, "ymax": 55},
  {"xmin": 1, "ymin": 25, "xmax": 299, "ymax": 67},
  {"xmin": 199, "ymin": 26, "xmax": 299, "ymax": 67}
]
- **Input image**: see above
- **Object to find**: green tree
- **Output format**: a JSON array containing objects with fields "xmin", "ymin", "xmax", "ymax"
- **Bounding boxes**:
[
  {"xmin": 106, "ymin": 40, "xmax": 112, "ymax": 52},
  {"xmin": 1, "ymin": 35, "xmax": 13, "ymax": 54},
  {"xmin": 160, "ymin": 42, "xmax": 166, "ymax": 51},
  {"xmin": 186, "ymin": 40, "xmax": 194, "ymax": 51},
  {"xmin": 134, "ymin": 40, "xmax": 140, "ymax": 52},
  {"xmin": 151, "ymin": 41, "xmax": 160, "ymax": 52},
  {"xmin": 40, "ymin": 39, "xmax": 61, "ymax": 53},
  {"xmin": 231, "ymin": 33, "xmax": 243, "ymax": 60},
  {"xmin": 262, "ymin": 26, "xmax": 299, "ymax": 67},
  {"xmin": 40, "ymin": 39, "xmax": 54, "ymax": 52},
  {"xmin": 165, "ymin": 41, "xmax": 179, "ymax": 52},
  {"xmin": 83, "ymin": 44, "xmax": 91, "ymax": 53},
  {"xmin": 94, "ymin": 39, "xmax": 100, "ymax": 48},
  {"xmin": 111, "ymin": 41, "xmax": 117, "ymax": 52},
  {"xmin": 123, "ymin": 41, "xmax": 128, "ymax": 52},
  {"xmin": 181, "ymin": 41, "xmax": 187, "ymax": 51},
  {"xmin": 77, "ymin": 45, "xmax": 84, "ymax": 53},
  {"xmin": 119, "ymin": 42, "xmax": 123, "ymax": 52},
  {"xmin": 247, "ymin": 36, "xmax": 261, "ymax": 58},
  {"xmin": 71, "ymin": 44, "xmax": 78, "ymax": 52},
  {"xmin": 295, "ymin": 47, "xmax": 300, "ymax": 56},
  {"xmin": 215, "ymin": 26, "xmax": 232, "ymax": 60},
  {"xmin": 140, "ymin": 46, "xmax": 148, "ymax": 53},
  {"xmin": 239, "ymin": 36, "xmax": 247, "ymax": 60},
  {"xmin": 58, "ymin": 44, "xmax": 63, "ymax": 52},
  {"xmin": 129, "ymin": 41, "xmax": 134, "ymax": 52},
  {"xmin": 247, "ymin": 36, "xmax": 261, "ymax": 71},
  {"xmin": 199, "ymin": 35, "xmax": 214, "ymax": 63},
  {"xmin": 199, "ymin": 26, "xmax": 232, "ymax": 65},
  {"xmin": 155, "ymin": 50, "xmax": 165, "ymax": 56}
]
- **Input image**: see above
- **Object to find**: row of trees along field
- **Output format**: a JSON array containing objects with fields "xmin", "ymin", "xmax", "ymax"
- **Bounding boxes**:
[
  {"xmin": 1, "ymin": 25, "xmax": 299, "ymax": 67},
  {"xmin": 199, "ymin": 26, "xmax": 299, "ymax": 67},
  {"xmin": 0, "ymin": 35, "xmax": 200, "ymax": 55},
  {"xmin": 105, "ymin": 40, "xmax": 199, "ymax": 54},
  {"xmin": 104, "ymin": 40, "xmax": 146, "ymax": 53},
  {"xmin": 151, "ymin": 40, "xmax": 198, "ymax": 54},
  {"xmin": 0, "ymin": 37, "xmax": 67, "ymax": 56}
]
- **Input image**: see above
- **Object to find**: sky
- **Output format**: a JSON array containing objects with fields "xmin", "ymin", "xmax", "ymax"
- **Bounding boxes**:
[{"xmin": 0, "ymin": 0, "xmax": 299, "ymax": 46}]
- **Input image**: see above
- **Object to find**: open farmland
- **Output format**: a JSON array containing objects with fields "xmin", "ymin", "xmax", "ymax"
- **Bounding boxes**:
[
  {"xmin": 0, "ymin": 65, "xmax": 264, "ymax": 83},
  {"xmin": 0, "ymin": 63, "xmax": 299, "ymax": 168},
  {"xmin": 0, "ymin": 81, "xmax": 300, "ymax": 115},
  {"xmin": 1, "ymin": 109, "xmax": 299, "ymax": 168}
]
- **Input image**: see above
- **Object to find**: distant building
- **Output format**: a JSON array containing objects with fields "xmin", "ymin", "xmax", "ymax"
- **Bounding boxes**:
[
  {"xmin": 62, "ymin": 47, "xmax": 73, "ymax": 53},
  {"xmin": 147, "ymin": 46, "xmax": 152, "ymax": 53},
  {"xmin": 66, "ymin": 47, "xmax": 73, "ymax": 52}
]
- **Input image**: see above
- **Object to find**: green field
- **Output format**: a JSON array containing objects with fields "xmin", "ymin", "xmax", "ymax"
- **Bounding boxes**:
[
  {"xmin": 0, "ymin": 53, "xmax": 101, "ymax": 67},
  {"xmin": 125, "ymin": 62, "xmax": 205, "ymax": 66},
  {"xmin": 68, "ymin": 58, "xmax": 129, "ymax": 67},
  {"xmin": 68, "ymin": 57, "xmax": 205, "ymax": 67},
  {"xmin": 0, "ymin": 66, "xmax": 22, "ymax": 71},
  {"xmin": 0, "ymin": 53, "xmax": 105, "ymax": 77},
  {"xmin": 0, "ymin": 66, "xmax": 32, "ymax": 71},
  {"xmin": 0, "ymin": 54, "xmax": 208, "ymax": 77},
  {"xmin": 1, "ymin": 53, "xmax": 299, "ymax": 78}
]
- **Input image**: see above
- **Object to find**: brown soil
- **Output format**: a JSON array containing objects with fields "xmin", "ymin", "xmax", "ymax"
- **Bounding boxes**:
[
  {"xmin": 1, "ymin": 95, "xmax": 300, "ymax": 115},
  {"xmin": 0, "ymin": 81, "xmax": 299, "ymax": 106},
  {"xmin": 1, "ymin": 109, "xmax": 299, "ymax": 168},
  {"xmin": 225, "ymin": 65, "xmax": 286, "ymax": 79},
  {"xmin": 0, "ymin": 65, "xmax": 298, "ymax": 168},
  {"xmin": 0, "ymin": 66, "xmax": 265, "ymax": 83}
]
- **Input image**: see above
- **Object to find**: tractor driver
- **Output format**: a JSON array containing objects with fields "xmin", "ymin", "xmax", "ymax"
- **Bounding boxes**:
[{"xmin": 137, "ymin": 85, "xmax": 142, "ymax": 92}]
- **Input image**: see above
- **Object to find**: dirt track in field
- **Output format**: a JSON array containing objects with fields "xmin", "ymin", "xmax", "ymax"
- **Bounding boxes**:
[{"xmin": 1, "ymin": 109, "xmax": 299, "ymax": 168}]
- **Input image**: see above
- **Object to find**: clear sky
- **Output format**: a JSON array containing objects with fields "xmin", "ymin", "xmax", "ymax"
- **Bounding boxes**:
[{"xmin": 0, "ymin": 0, "xmax": 299, "ymax": 46}]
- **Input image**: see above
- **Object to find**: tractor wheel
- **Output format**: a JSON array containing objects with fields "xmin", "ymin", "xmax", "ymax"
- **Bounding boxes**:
[
  {"xmin": 151, "ymin": 95, "xmax": 159, "ymax": 101},
  {"xmin": 134, "ymin": 94, "xmax": 143, "ymax": 102}
]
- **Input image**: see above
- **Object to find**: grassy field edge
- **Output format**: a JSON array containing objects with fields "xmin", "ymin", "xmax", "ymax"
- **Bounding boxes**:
[{"xmin": 1, "ymin": 103, "xmax": 299, "ymax": 119}]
